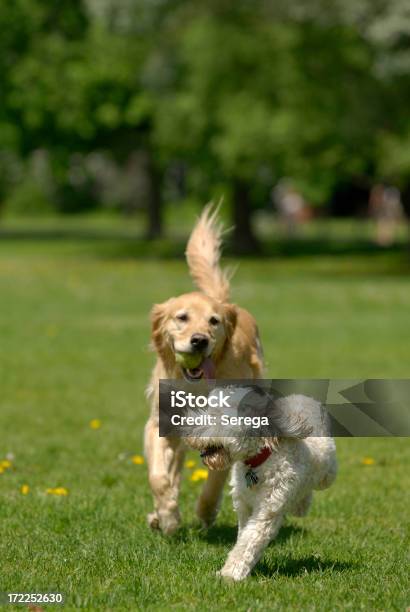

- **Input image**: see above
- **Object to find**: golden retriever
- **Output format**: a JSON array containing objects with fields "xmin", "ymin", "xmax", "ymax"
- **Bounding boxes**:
[{"xmin": 144, "ymin": 204, "xmax": 264, "ymax": 534}]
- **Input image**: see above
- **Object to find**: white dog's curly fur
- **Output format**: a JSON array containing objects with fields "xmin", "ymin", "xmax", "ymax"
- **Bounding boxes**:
[{"xmin": 187, "ymin": 394, "xmax": 337, "ymax": 581}]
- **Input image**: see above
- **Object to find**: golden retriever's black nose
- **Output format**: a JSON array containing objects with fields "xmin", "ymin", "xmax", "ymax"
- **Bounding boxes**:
[{"xmin": 190, "ymin": 334, "xmax": 209, "ymax": 351}]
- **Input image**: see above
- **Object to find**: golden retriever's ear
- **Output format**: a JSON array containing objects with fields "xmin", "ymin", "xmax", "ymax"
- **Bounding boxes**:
[
  {"xmin": 151, "ymin": 299, "xmax": 176, "ymax": 370},
  {"xmin": 150, "ymin": 302, "xmax": 169, "ymax": 355},
  {"xmin": 223, "ymin": 304, "xmax": 237, "ymax": 339}
]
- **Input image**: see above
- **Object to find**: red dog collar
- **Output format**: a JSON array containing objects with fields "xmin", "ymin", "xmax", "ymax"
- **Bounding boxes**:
[{"xmin": 244, "ymin": 446, "xmax": 272, "ymax": 469}]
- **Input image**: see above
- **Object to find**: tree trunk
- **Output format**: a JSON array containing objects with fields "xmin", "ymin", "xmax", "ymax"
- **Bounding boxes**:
[
  {"xmin": 145, "ymin": 152, "xmax": 163, "ymax": 240},
  {"xmin": 401, "ymin": 184, "xmax": 410, "ymax": 259},
  {"xmin": 123, "ymin": 148, "xmax": 163, "ymax": 238},
  {"xmin": 231, "ymin": 178, "xmax": 260, "ymax": 254}
]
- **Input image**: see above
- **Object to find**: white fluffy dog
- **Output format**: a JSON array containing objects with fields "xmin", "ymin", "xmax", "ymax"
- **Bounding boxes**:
[{"xmin": 187, "ymin": 393, "xmax": 337, "ymax": 581}]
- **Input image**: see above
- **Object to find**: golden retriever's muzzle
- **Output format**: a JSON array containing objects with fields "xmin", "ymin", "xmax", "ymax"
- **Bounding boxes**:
[
  {"xmin": 201, "ymin": 446, "xmax": 231, "ymax": 470},
  {"xmin": 190, "ymin": 334, "xmax": 209, "ymax": 352},
  {"xmin": 187, "ymin": 438, "xmax": 231, "ymax": 470}
]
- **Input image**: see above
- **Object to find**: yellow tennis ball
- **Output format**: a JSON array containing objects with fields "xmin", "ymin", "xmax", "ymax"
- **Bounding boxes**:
[{"xmin": 175, "ymin": 352, "xmax": 203, "ymax": 369}]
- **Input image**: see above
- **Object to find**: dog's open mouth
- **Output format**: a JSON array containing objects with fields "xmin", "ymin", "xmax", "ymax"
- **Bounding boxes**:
[
  {"xmin": 183, "ymin": 366, "xmax": 203, "ymax": 381},
  {"xmin": 182, "ymin": 357, "xmax": 215, "ymax": 381}
]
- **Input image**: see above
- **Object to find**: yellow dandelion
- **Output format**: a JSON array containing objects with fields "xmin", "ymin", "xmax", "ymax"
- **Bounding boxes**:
[
  {"xmin": 185, "ymin": 460, "xmax": 196, "ymax": 469},
  {"xmin": 132, "ymin": 455, "xmax": 144, "ymax": 465},
  {"xmin": 46, "ymin": 487, "xmax": 69, "ymax": 496},
  {"xmin": 89, "ymin": 419, "xmax": 102, "ymax": 430},
  {"xmin": 21, "ymin": 484, "xmax": 30, "ymax": 495},
  {"xmin": 362, "ymin": 457, "xmax": 375, "ymax": 466},
  {"xmin": 54, "ymin": 487, "xmax": 68, "ymax": 496},
  {"xmin": 0, "ymin": 460, "xmax": 11, "ymax": 469},
  {"xmin": 0, "ymin": 467, "xmax": 4, "ymax": 475},
  {"xmin": 190, "ymin": 469, "xmax": 208, "ymax": 482}
]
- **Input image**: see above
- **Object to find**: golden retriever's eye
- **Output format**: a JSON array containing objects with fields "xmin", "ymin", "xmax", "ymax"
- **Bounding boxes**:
[
  {"xmin": 209, "ymin": 316, "xmax": 220, "ymax": 326},
  {"xmin": 176, "ymin": 312, "xmax": 188, "ymax": 322}
]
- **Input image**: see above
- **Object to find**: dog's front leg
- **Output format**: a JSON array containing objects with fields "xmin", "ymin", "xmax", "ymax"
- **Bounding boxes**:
[
  {"xmin": 234, "ymin": 498, "xmax": 252, "ymax": 537},
  {"xmin": 144, "ymin": 418, "xmax": 185, "ymax": 535},
  {"xmin": 218, "ymin": 509, "xmax": 284, "ymax": 581},
  {"xmin": 196, "ymin": 468, "xmax": 229, "ymax": 527}
]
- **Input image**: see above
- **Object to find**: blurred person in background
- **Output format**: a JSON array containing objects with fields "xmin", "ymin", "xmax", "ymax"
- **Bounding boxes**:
[
  {"xmin": 369, "ymin": 183, "xmax": 404, "ymax": 246},
  {"xmin": 272, "ymin": 179, "xmax": 312, "ymax": 237}
]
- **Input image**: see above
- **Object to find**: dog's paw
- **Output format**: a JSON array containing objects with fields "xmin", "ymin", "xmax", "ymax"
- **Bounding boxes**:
[
  {"xmin": 147, "ymin": 510, "xmax": 180, "ymax": 535},
  {"xmin": 158, "ymin": 510, "xmax": 180, "ymax": 535},
  {"xmin": 196, "ymin": 498, "xmax": 218, "ymax": 528},
  {"xmin": 215, "ymin": 569, "xmax": 235, "ymax": 583},
  {"xmin": 147, "ymin": 512, "xmax": 160, "ymax": 530},
  {"xmin": 216, "ymin": 565, "xmax": 249, "ymax": 582},
  {"xmin": 215, "ymin": 571, "xmax": 231, "ymax": 583}
]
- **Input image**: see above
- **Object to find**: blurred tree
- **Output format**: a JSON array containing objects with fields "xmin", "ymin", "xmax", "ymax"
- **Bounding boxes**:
[
  {"xmin": 84, "ymin": 0, "xmax": 175, "ymax": 237},
  {"xmin": 363, "ymin": 0, "xmax": 410, "ymax": 219},
  {"xmin": 0, "ymin": 0, "xmax": 91, "ymax": 212},
  {"xmin": 1, "ymin": 0, "xmax": 173, "ymax": 236},
  {"xmin": 1, "ymin": 0, "xmax": 409, "ymax": 247},
  {"xmin": 269, "ymin": 0, "xmax": 410, "ymax": 214},
  {"xmin": 154, "ymin": 1, "xmax": 386, "ymax": 249}
]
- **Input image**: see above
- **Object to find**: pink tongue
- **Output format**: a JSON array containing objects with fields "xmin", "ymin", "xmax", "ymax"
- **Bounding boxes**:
[{"xmin": 201, "ymin": 357, "xmax": 215, "ymax": 380}]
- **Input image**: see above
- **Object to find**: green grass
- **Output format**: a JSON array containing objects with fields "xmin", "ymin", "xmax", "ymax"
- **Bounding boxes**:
[{"xmin": 0, "ymin": 224, "xmax": 409, "ymax": 610}]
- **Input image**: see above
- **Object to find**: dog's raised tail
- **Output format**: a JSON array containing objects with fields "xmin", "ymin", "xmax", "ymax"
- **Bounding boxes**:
[{"xmin": 185, "ymin": 203, "xmax": 231, "ymax": 302}]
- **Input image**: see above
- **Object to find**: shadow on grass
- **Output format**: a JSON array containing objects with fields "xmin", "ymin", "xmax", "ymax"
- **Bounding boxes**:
[
  {"xmin": 198, "ymin": 522, "xmax": 305, "ymax": 546},
  {"xmin": 170, "ymin": 523, "xmax": 354, "ymax": 578},
  {"xmin": 256, "ymin": 554, "xmax": 354, "ymax": 578}
]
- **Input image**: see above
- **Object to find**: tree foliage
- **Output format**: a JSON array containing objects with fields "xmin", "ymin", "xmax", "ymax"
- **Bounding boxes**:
[{"xmin": 0, "ymin": 0, "xmax": 409, "ymax": 238}]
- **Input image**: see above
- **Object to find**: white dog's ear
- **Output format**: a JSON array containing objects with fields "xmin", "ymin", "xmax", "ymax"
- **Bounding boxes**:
[
  {"xmin": 223, "ymin": 304, "xmax": 237, "ymax": 339},
  {"xmin": 269, "ymin": 402, "xmax": 313, "ymax": 439}
]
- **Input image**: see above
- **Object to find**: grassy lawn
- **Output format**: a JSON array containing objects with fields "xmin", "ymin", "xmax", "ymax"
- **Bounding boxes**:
[{"xmin": 0, "ymin": 224, "xmax": 409, "ymax": 610}]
